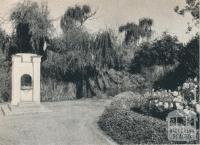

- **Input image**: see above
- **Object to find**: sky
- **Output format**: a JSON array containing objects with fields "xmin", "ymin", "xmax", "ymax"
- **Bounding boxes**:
[{"xmin": 0, "ymin": 0, "xmax": 198, "ymax": 43}]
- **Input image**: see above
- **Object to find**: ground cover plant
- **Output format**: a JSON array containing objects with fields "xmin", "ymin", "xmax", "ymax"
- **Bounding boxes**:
[
  {"xmin": 99, "ymin": 108, "xmax": 170, "ymax": 144},
  {"xmin": 98, "ymin": 92, "xmax": 172, "ymax": 144}
]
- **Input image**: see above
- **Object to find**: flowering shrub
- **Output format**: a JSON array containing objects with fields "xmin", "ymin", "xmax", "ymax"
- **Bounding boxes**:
[
  {"xmin": 98, "ymin": 78, "xmax": 199, "ymax": 144},
  {"xmin": 140, "ymin": 77, "xmax": 199, "ymax": 120},
  {"xmin": 133, "ymin": 90, "xmax": 176, "ymax": 119},
  {"xmin": 182, "ymin": 78, "xmax": 199, "ymax": 106}
]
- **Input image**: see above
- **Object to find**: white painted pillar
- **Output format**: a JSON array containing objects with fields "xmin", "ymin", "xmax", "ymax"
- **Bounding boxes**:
[
  {"xmin": 32, "ymin": 57, "xmax": 41, "ymax": 104},
  {"xmin": 11, "ymin": 56, "xmax": 21, "ymax": 105}
]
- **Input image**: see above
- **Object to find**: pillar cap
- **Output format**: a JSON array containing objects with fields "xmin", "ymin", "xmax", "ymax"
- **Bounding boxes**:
[
  {"xmin": 32, "ymin": 56, "xmax": 42, "ymax": 63},
  {"xmin": 12, "ymin": 53, "xmax": 41, "ymax": 63}
]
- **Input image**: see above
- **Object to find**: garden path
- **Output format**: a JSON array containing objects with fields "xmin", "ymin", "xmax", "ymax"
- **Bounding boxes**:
[{"xmin": 0, "ymin": 99, "xmax": 117, "ymax": 145}]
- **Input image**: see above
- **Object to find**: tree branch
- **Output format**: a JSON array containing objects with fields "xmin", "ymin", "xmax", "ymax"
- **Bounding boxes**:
[{"xmin": 81, "ymin": 11, "xmax": 97, "ymax": 25}]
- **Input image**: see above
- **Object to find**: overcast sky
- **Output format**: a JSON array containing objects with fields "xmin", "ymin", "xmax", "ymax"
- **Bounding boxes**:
[{"xmin": 0, "ymin": 0, "xmax": 198, "ymax": 43}]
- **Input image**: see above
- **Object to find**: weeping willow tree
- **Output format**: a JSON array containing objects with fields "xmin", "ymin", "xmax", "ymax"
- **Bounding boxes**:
[
  {"xmin": 9, "ymin": 0, "xmax": 53, "ymax": 58},
  {"xmin": 94, "ymin": 30, "xmax": 122, "ymax": 69},
  {"xmin": 42, "ymin": 4, "xmax": 122, "ymax": 98}
]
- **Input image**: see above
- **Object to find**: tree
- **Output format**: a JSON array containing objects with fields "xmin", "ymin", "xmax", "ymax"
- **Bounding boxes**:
[
  {"xmin": 153, "ymin": 34, "xmax": 199, "ymax": 90},
  {"xmin": 139, "ymin": 18, "xmax": 153, "ymax": 41},
  {"xmin": 94, "ymin": 30, "xmax": 120, "ymax": 69},
  {"xmin": 153, "ymin": 0, "xmax": 200, "ymax": 90},
  {"xmin": 60, "ymin": 5, "xmax": 95, "ymax": 51},
  {"xmin": 10, "ymin": 0, "xmax": 53, "ymax": 57},
  {"xmin": 60, "ymin": 5, "xmax": 96, "ymax": 32},
  {"xmin": 119, "ymin": 22, "xmax": 141, "ymax": 45},
  {"xmin": 178, "ymin": 34, "xmax": 199, "ymax": 77},
  {"xmin": 175, "ymin": 0, "xmax": 199, "ymax": 20},
  {"xmin": 119, "ymin": 17, "xmax": 153, "ymax": 45},
  {"xmin": 130, "ymin": 32, "xmax": 183, "ymax": 73},
  {"xmin": 174, "ymin": 0, "xmax": 199, "ymax": 31}
]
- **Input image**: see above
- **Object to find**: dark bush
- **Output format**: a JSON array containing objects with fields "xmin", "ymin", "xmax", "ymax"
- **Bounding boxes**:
[
  {"xmin": 98, "ymin": 107, "xmax": 171, "ymax": 144},
  {"xmin": 130, "ymin": 33, "xmax": 182, "ymax": 73},
  {"xmin": 98, "ymin": 91, "xmax": 173, "ymax": 144},
  {"xmin": 154, "ymin": 34, "xmax": 199, "ymax": 90}
]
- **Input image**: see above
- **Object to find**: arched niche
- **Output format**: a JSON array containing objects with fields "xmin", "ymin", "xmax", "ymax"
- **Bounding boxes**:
[{"xmin": 21, "ymin": 74, "xmax": 32, "ymax": 90}]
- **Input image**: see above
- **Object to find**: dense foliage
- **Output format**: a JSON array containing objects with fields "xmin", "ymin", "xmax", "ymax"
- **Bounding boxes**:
[
  {"xmin": 98, "ymin": 92, "xmax": 171, "ymax": 144},
  {"xmin": 99, "ymin": 108, "xmax": 170, "ymax": 144},
  {"xmin": 154, "ymin": 34, "xmax": 199, "ymax": 90},
  {"xmin": 7, "ymin": 0, "xmax": 53, "ymax": 59},
  {"xmin": 179, "ymin": 34, "xmax": 199, "ymax": 77},
  {"xmin": 130, "ymin": 33, "xmax": 183, "ymax": 73}
]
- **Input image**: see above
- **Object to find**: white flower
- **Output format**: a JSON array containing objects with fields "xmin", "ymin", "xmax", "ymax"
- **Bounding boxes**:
[
  {"xmin": 172, "ymin": 91, "xmax": 179, "ymax": 97},
  {"xmin": 173, "ymin": 97, "xmax": 182, "ymax": 102},
  {"xmin": 169, "ymin": 103, "xmax": 173, "ymax": 108},
  {"xmin": 176, "ymin": 102, "xmax": 183, "ymax": 110},
  {"xmin": 190, "ymin": 89, "xmax": 196, "ymax": 94},
  {"xmin": 194, "ymin": 77, "xmax": 197, "ymax": 82},
  {"xmin": 183, "ymin": 83, "xmax": 190, "ymax": 89},
  {"xmin": 164, "ymin": 102, "xmax": 169, "ymax": 109},
  {"xmin": 157, "ymin": 92, "xmax": 161, "ymax": 96},
  {"xmin": 173, "ymin": 98, "xmax": 177, "ymax": 102},
  {"xmin": 177, "ymin": 95, "xmax": 182, "ymax": 99},
  {"xmin": 195, "ymin": 104, "xmax": 200, "ymax": 114},
  {"xmin": 158, "ymin": 101, "xmax": 163, "ymax": 106},
  {"xmin": 189, "ymin": 83, "xmax": 195, "ymax": 88},
  {"xmin": 178, "ymin": 98, "xmax": 182, "ymax": 103},
  {"xmin": 191, "ymin": 100, "xmax": 196, "ymax": 105}
]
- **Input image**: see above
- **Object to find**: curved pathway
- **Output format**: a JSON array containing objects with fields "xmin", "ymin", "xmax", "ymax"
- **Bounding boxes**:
[{"xmin": 0, "ymin": 99, "xmax": 117, "ymax": 145}]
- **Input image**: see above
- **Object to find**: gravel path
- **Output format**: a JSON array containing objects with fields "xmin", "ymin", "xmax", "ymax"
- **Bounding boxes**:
[{"xmin": 0, "ymin": 99, "xmax": 117, "ymax": 145}]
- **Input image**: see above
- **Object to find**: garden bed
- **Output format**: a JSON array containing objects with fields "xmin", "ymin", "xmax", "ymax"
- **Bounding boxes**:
[{"xmin": 98, "ymin": 107, "xmax": 171, "ymax": 144}]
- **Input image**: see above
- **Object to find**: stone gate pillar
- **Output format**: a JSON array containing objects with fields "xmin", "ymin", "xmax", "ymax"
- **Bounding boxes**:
[{"xmin": 11, "ymin": 53, "xmax": 41, "ymax": 105}]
